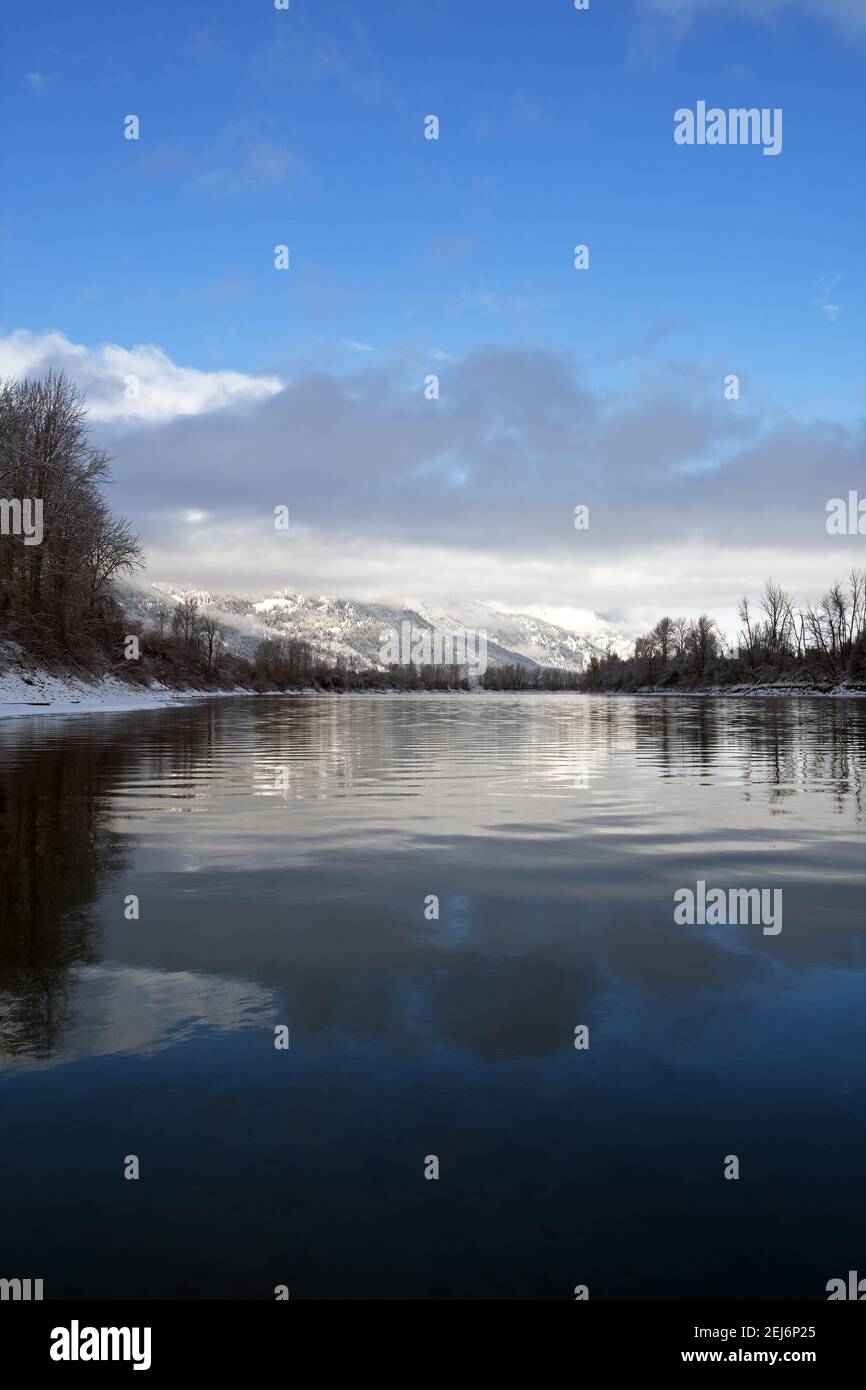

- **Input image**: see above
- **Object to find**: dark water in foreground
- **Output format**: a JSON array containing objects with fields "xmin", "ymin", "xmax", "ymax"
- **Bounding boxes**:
[{"xmin": 1, "ymin": 693, "xmax": 865, "ymax": 1301}]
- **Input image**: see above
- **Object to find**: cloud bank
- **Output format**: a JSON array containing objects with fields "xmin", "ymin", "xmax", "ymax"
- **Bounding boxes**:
[{"xmin": 2, "ymin": 329, "xmax": 863, "ymax": 626}]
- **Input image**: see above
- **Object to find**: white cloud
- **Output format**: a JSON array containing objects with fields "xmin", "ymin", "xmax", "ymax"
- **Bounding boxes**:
[
  {"xmin": 637, "ymin": 0, "xmax": 866, "ymax": 37},
  {"xmin": 458, "ymin": 288, "xmax": 550, "ymax": 316},
  {"xmin": 815, "ymin": 274, "xmax": 843, "ymax": 323},
  {"xmin": 138, "ymin": 520, "xmax": 858, "ymax": 634},
  {"xmin": 186, "ymin": 140, "xmax": 302, "ymax": 198},
  {"xmin": 0, "ymin": 329, "xmax": 282, "ymax": 423},
  {"xmin": 24, "ymin": 71, "xmax": 57, "ymax": 94},
  {"xmin": 4, "ymin": 328, "xmax": 864, "ymax": 625}
]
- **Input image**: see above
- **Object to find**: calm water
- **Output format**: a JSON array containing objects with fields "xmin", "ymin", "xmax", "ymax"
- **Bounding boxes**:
[{"xmin": 1, "ymin": 693, "xmax": 865, "ymax": 1301}]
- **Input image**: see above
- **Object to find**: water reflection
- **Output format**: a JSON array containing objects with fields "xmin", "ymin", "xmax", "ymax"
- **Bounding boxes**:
[
  {"xmin": 0, "ymin": 726, "xmax": 133, "ymax": 1057},
  {"xmin": 1, "ymin": 694, "xmax": 865, "ymax": 1300},
  {"xmin": 1, "ymin": 694, "xmax": 865, "ymax": 1064}
]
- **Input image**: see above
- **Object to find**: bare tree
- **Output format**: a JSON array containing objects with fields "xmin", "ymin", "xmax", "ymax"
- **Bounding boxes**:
[
  {"xmin": 758, "ymin": 578, "xmax": 794, "ymax": 665},
  {"xmin": 84, "ymin": 501, "xmax": 144, "ymax": 611},
  {"xmin": 737, "ymin": 596, "xmax": 756, "ymax": 667},
  {"xmin": 153, "ymin": 600, "xmax": 171, "ymax": 639},
  {"xmin": 652, "ymin": 616, "xmax": 674, "ymax": 664},
  {"xmin": 200, "ymin": 612, "xmax": 223, "ymax": 670},
  {"xmin": 686, "ymin": 615, "xmax": 719, "ymax": 675},
  {"xmin": 0, "ymin": 371, "xmax": 143, "ymax": 646},
  {"xmin": 171, "ymin": 596, "xmax": 202, "ymax": 650},
  {"xmin": 671, "ymin": 616, "xmax": 690, "ymax": 657}
]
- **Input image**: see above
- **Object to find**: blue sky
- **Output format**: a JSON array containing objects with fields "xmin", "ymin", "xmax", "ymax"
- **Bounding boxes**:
[{"xmin": 2, "ymin": 0, "xmax": 865, "ymax": 628}]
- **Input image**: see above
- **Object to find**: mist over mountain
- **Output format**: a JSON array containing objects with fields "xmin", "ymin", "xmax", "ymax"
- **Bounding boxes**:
[{"xmin": 120, "ymin": 583, "xmax": 633, "ymax": 673}]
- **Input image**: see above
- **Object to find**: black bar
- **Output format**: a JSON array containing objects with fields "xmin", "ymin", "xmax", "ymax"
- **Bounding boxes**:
[{"xmin": 2, "ymin": 1300, "xmax": 862, "ymax": 1374}]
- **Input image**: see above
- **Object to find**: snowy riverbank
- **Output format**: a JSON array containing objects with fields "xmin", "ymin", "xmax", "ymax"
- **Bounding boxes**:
[
  {"xmin": 602, "ymin": 682, "xmax": 866, "ymax": 699},
  {"xmin": 0, "ymin": 663, "xmax": 255, "ymax": 720},
  {"xmin": 3, "ymin": 661, "xmax": 865, "ymax": 721}
]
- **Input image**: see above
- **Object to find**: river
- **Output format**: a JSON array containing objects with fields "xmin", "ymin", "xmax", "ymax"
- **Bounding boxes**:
[{"xmin": 1, "ymin": 693, "xmax": 864, "ymax": 1299}]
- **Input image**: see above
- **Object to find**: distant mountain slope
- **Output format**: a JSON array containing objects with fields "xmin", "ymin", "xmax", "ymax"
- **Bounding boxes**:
[
  {"xmin": 120, "ymin": 584, "xmax": 622, "ymax": 672},
  {"xmin": 415, "ymin": 599, "xmax": 607, "ymax": 671}
]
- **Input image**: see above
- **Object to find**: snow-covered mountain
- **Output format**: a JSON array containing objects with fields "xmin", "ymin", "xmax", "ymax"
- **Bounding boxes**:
[
  {"xmin": 413, "ymin": 600, "xmax": 609, "ymax": 671},
  {"xmin": 120, "ymin": 583, "xmax": 628, "ymax": 672}
]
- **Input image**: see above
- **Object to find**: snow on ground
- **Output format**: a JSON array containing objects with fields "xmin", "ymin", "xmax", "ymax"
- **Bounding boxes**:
[
  {"xmin": 0, "ymin": 662, "xmax": 250, "ymax": 721},
  {"xmin": 608, "ymin": 684, "xmax": 866, "ymax": 699},
  {"xmin": 3, "ymin": 647, "xmax": 863, "ymax": 721}
]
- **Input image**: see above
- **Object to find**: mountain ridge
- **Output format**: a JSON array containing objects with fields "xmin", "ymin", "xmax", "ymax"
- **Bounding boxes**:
[{"xmin": 120, "ymin": 583, "xmax": 629, "ymax": 672}]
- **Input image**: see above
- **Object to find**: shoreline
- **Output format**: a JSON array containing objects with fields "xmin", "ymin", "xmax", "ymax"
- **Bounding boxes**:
[
  {"xmin": 586, "ymin": 683, "xmax": 866, "ymax": 700},
  {"xmin": 2, "ymin": 670, "xmax": 866, "ymax": 721},
  {"xmin": 0, "ymin": 662, "xmax": 258, "ymax": 721}
]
